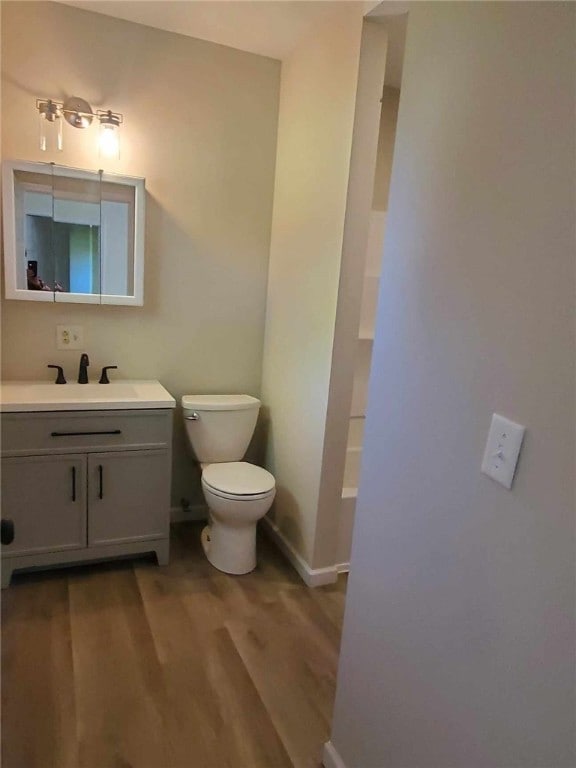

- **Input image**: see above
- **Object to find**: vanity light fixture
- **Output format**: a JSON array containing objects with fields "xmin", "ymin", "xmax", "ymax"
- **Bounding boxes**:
[{"xmin": 36, "ymin": 96, "xmax": 123, "ymax": 157}]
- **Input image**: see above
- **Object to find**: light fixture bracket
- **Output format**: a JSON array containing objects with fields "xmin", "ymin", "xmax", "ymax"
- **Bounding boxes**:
[{"xmin": 62, "ymin": 96, "xmax": 94, "ymax": 129}]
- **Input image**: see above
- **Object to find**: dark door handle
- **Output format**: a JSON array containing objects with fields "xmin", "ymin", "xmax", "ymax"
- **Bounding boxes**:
[
  {"xmin": 1, "ymin": 519, "xmax": 15, "ymax": 546},
  {"xmin": 98, "ymin": 465, "xmax": 103, "ymax": 499},
  {"xmin": 71, "ymin": 466, "xmax": 76, "ymax": 502},
  {"xmin": 51, "ymin": 430, "xmax": 122, "ymax": 437}
]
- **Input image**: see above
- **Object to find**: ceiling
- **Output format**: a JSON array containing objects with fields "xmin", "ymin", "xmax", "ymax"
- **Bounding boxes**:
[{"xmin": 57, "ymin": 1, "xmax": 356, "ymax": 61}]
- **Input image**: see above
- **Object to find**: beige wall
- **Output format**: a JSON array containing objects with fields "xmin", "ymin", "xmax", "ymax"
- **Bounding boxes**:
[
  {"xmin": 260, "ymin": 3, "xmax": 365, "ymax": 566},
  {"xmin": 1, "ymin": 2, "xmax": 280, "ymax": 511},
  {"xmin": 330, "ymin": 2, "xmax": 575, "ymax": 766}
]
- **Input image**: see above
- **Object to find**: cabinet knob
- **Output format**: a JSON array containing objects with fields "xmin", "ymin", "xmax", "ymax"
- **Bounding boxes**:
[{"xmin": 1, "ymin": 519, "xmax": 15, "ymax": 546}]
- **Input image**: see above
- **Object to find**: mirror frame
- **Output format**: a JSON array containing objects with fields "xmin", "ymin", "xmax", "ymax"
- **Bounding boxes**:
[{"xmin": 2, "ymin": 159, "xmax": 145, "ymax": 306}]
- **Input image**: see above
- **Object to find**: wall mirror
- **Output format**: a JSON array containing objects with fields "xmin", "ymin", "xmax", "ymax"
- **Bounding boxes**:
[{"xmin": 2, "ymin": 160, "xmax": 145, "ymax": 305}]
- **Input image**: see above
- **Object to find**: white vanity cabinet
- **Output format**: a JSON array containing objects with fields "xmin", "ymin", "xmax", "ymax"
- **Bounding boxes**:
[{"xmin": 1, "ymin": 406, "xmax": 173, "ymax": 587}]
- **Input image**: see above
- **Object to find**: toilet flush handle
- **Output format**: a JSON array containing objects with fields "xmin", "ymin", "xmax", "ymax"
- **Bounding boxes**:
[{"xmin": 185, "ymin": 412, "xmax": 200, "ymax": 421}]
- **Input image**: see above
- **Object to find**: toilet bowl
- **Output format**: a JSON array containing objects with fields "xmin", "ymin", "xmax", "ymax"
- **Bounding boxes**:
[
  {"xmin": 200, "ymin": 462, "xmax": 275, "ymax": 574},
  {"xmin": 182, "ymin": 395, "xmax": 276, "ymax": 575}
]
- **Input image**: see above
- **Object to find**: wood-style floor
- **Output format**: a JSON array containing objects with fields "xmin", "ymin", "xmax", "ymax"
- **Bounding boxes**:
[{"xmin": 1, "ymin": 522, "xmax": 347, "ymax": 768}]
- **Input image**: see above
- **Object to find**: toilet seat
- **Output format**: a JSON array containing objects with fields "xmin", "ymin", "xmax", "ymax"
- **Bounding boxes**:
[
  {"xmin": 202, "ymin": 461, "xmax": 275, "ymax": 497},
  {"xmin": 202, "ymin": 481, "xmax": 275, "ymax": 503}
]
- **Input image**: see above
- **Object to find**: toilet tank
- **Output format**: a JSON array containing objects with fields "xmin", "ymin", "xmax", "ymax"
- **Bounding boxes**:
[{"xmin": 182, "ymin": 394, "xmax": 260, "ymax": 463}]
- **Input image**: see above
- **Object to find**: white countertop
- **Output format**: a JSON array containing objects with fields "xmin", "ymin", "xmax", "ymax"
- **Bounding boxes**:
[{"xmin": 0, "ymin": 380, "xmax": 176, "ymax": 412}]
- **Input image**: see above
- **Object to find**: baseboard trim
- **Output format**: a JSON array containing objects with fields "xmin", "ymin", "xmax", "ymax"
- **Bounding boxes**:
[
  {"xmin": 261, "ymin": 516, "xmax": 338, "ymax": 587},
  {"xmin": 336, "ymin": 562, "xmax": 350, "ymax": 574},
  {"xmin": 170, "ymin": 504, "xmax": 208, "ymax": 523},
  {"xmin": 322, "ymin": 741, "xmax": 347, "ymax": 768}
]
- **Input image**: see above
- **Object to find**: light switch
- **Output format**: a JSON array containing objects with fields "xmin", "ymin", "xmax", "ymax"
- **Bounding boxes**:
[{"xmin": 481, "ymin": 413, "xmax": 526, "ymax": 489}]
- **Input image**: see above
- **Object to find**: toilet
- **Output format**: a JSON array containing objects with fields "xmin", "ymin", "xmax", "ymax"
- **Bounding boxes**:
[{"xmin": 182, "ymin": 394, "xmax": 275, "ymax": 575}]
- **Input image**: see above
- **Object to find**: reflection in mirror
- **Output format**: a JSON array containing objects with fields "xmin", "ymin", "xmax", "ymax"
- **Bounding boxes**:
[
  {"xmin": 3, "ymin": 161, "xmax": 144, "ymax": 306},
  {"xmin": 52, "ymin": 172, "xmax": 101, "ymax": 296},
  {"xmin": 14, "ymin": 170, "xmax": 55, "ymax": 292}
]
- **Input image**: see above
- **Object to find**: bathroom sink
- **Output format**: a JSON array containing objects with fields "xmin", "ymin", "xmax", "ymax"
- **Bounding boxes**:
[
  {"xmin": 0, "ymin": 380, "xmax": 176, "ymax": 412},
  {"xmin": 15, "ymin": 383, "xmax": 139, "ymax": 399}
]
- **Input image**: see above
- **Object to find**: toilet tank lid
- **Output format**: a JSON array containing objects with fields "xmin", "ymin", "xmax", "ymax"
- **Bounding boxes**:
[{"xmin": 181, "ymin": 394, "xmax": 260, "ymax": 411}]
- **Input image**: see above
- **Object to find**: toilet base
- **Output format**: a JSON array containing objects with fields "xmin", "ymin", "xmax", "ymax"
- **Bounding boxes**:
[{"xmin": 201, "ymin": 520, "xmax": 257, "ymax": 575}]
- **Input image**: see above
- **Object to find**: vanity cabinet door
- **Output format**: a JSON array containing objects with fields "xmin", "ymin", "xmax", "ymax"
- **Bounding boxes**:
[
  {"xmin": 1, "ymin": 454, "xmax": 87, "ymax": 556},
  {"xmin": 87, "ymin": 450, "xmax": 170, "ymax": 547}
]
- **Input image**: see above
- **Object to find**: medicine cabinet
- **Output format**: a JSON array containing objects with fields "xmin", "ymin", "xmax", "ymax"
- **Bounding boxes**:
[{"xmin": 2, "ymin": 160, "xmax": 145, "ymax": 305}]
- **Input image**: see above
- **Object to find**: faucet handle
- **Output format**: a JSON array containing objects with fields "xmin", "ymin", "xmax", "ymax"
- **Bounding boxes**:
[
  {"xmin": 47, "ymin": 364, "xmax": 66, "ymax": 384},
  {"xmin": 99, "ymin": 365, "xmax": 118, "ymax": 384}
]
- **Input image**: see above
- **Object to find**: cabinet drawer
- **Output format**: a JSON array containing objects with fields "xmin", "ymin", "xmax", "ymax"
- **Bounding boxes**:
[{"xmin": 1, "ymin": 409, "xmax": 172, "ymax": 456}]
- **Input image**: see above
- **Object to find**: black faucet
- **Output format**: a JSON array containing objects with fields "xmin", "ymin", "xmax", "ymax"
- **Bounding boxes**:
[{"xmin": 78, "ymin": 353, "xmax": 90, "ymax": 384}]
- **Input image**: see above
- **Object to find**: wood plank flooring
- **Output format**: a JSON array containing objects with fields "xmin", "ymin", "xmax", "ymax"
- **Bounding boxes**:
[{"xmin": 1, "ymin": 522, "xmax": 347, "ymax": 768}]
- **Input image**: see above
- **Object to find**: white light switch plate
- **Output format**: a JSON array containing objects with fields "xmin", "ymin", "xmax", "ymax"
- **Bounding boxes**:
[
  {"xmin": 481, "ymin": 413, "xmax": 526, "ymax": 489},
  {"xmin": 56, "ymin": 325, "xmax": 84, "ymax": 350}
]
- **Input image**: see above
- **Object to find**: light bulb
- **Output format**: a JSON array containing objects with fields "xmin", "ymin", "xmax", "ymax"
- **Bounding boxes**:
[{"xmin": 99, "ymin": 118, "xmax": 120, "ymax": 159}]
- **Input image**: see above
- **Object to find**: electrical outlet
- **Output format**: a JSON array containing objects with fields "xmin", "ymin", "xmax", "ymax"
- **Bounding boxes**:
[{"xmin": 56, "ymin": 325, "xmax": 84, "ymax": 351}]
